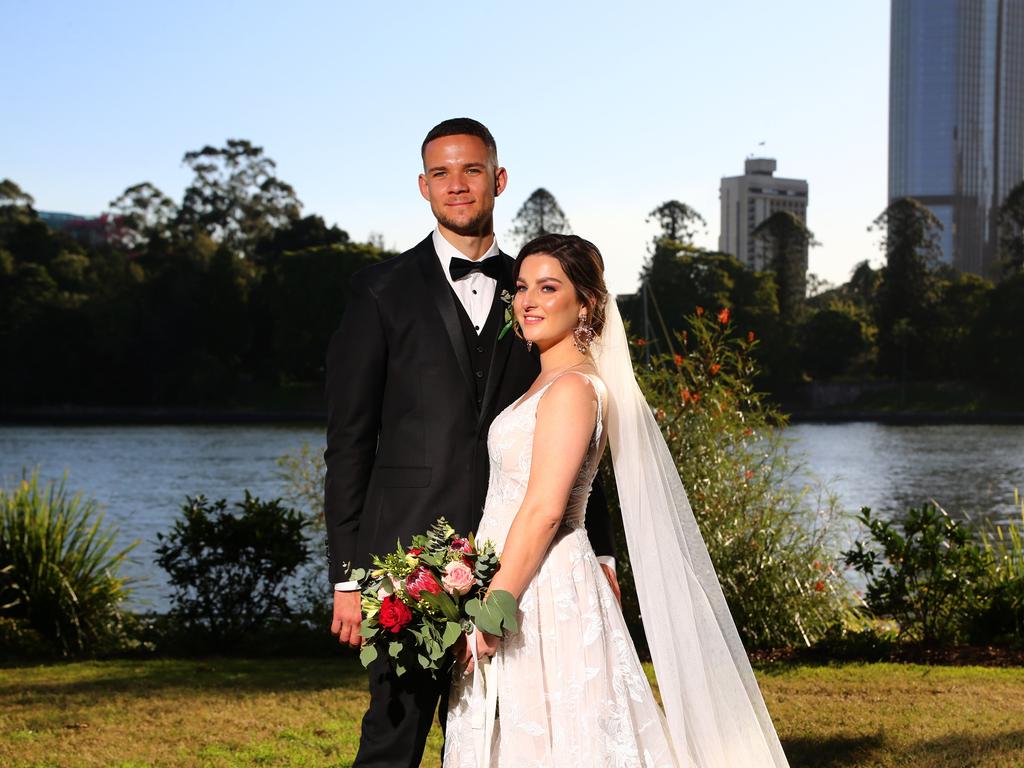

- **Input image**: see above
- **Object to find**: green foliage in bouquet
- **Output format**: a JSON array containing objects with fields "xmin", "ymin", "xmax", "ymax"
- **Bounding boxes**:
[
  {"xmin": 354, "ymin": 518, "xmax": 517, "ymax": 677},
  {"xmin": 617, "ymin": 305, "xmax": 857, "ymax": 650}
]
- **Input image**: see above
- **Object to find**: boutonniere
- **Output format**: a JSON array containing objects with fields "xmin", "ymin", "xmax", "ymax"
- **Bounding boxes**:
[{"xmin": 497, "ymin": 290, "xmax": 515, "ymax": 340}]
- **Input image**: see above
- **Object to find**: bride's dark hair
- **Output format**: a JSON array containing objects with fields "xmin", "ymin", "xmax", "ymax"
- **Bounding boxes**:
[{"xmin": 514, "ymin": 234, "xmax": 609, "ymax": 336}]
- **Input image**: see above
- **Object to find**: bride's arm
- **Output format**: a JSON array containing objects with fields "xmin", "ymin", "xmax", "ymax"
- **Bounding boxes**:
[{"xmin": 486, "ymin": 374, "xmax": 599, "ymax": 602}]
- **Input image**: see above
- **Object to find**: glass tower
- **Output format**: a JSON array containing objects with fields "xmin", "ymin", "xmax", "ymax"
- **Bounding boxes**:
[{"xmin": 889, "ymin": 0, "xmax": 1024, "ymax": 276}]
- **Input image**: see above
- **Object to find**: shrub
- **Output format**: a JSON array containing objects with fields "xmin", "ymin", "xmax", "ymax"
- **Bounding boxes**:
[
  {"xmin": 0, "ymin": 470, "xmax": 135, "ymax": 656},
  {"xmin": 620, "ymin": 307, "xmax": 856, "ymax": 650},
  {"xmin": 155, "ymin": 492, "xmax": 310, "ymax": 649},
  {"xmin": 276, "ymin": 442, "xmax": 326, "ymax": 527},
  {"xmin": 843, "ymin": 504, "xmax": 988, "ymax": 645}
]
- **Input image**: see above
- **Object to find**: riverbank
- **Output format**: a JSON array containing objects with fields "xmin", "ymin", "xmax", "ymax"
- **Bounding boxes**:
[
  {"xmin": 2, "ymin": 657, "xmax": 1022, "ymax": 767},
  {"xmin": 5, "ymin": 405, "xmax": 1024, "ymax": 426}
]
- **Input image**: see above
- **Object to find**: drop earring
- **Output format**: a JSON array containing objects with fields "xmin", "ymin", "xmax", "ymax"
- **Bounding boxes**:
[
  {"xmin": 572, "ymin": 313, "xmax": 595, "ymax": 354},
  {"xmin": 513, "ymin": 320, "xmax": 533, "ymax": 352}
]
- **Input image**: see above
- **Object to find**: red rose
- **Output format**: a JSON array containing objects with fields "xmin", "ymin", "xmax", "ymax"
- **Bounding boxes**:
[
  {"xmin": 378, "ymin": 594, "xmax": 412, "ymax": 634},
  {"xmin": 408, "ymin": 547, "xmax": 424, "ymax": 556},
  {"xmin": 405, "ymin": 566, "xmax": 442, "ymax": 601}
]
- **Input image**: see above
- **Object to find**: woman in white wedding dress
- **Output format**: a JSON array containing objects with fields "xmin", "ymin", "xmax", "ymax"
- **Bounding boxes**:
[{"xmin": 444, "ymin": 235, "xmax": 789, "ymax": 768}]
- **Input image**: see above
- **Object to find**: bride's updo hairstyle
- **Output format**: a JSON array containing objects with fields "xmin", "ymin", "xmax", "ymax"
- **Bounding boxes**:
[{"xmin": 514, "ymin": 234, "xmax": 609, "ymax": 336}]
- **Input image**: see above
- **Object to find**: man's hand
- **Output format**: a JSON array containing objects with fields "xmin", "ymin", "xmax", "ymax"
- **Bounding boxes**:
[
  {"xmin": 330, "ymin": 590, "xmax": 363, "ymax": 649},
  {"xmin": 600, "ymin": 563, "xmax": 622, "ymax": 605}
]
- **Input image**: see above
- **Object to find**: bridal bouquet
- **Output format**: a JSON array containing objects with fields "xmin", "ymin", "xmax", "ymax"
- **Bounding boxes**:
[{"xmin": 351, "ymin": 518, "xmax": 519, "ymax": 677}]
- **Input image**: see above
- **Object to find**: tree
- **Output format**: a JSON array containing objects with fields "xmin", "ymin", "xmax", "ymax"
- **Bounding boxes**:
[
  {"xmin": 0, "ymin": 179, "xmax": 37, "ymax": 233},
  {"xmin": 870, "ymin": 198, "xmax": 943, "ymax": 378},
  {"xmin": 253, "ymin": 214, "xmax": 349, "ymax": 265},
  {"xmin": 998, "ymin": 180, "xmax": 1024, "ymax": 277},
  {"xmin": 801, "ymin": 305, "xmax": 869, "ymax": 379},
  {"xmin": 507, "ymin": 188, "xmax": 571, "ymax": 249},
  {"xmin": 177, "ymin": 139, "xmax": 302, "ymax": 256},
  {"xmin": 107, "ymin": 182, "xmax": 178, "ymax": 250},
  {"xmin": 753, "ymin": 211, "xmax": 817, "ymax": 324},
  {"xmin": 646, "ymin": 200, "xmax": 706, "ymax": 245}
]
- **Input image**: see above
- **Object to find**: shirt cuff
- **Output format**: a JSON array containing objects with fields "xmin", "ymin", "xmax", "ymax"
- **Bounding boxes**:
[
  {"xmin": 596, "ymin": 556, "xmax": 616, "ymax": 574},
  {"xmin": 334, "ymin": 581, "xmax": 360, "ymax": 592}
]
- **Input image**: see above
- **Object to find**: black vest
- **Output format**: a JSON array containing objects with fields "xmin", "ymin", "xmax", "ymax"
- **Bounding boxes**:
[{"xmin": 451, "ymin": 286, "xmax": 504, "ymax": 411}]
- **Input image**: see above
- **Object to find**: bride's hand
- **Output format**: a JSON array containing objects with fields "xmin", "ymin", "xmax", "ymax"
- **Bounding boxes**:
[{"xmin": 462, "ymin": 628, "xmax": 501, "ymax": 675}]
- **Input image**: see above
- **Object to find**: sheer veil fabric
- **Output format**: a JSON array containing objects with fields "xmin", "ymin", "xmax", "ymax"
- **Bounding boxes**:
[{"xmin": 592, "ymin": 298, "xmax": 790, "ymax": 768}]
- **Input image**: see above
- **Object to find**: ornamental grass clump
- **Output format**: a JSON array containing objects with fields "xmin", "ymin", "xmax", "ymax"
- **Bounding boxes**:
[
  {"xmin": 611, "ymin": 306, "xmax": 857, "ymax": 650},
  {"xmin": 971, "ymin": 490, "xmax": 1024, "ymax": 644},
  {"xmin": 0, "ymin": 470, "xmax": 135, "ymax": 656}
]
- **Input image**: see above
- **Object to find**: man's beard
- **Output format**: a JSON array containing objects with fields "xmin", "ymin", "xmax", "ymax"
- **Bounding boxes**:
[{"xmin": 436, "ymin": 208, "xmax": 493, "ymax": 238}]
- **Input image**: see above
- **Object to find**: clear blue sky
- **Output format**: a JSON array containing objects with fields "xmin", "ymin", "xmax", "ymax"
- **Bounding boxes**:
[{"xmin": 1, "ymin": 0, "xmax": 890, "ymax": 294}]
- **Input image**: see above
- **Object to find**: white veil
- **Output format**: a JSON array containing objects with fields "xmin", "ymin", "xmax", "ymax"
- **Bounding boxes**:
[{"xmin": 591, "ymin": 297, "xmax": 790, "ymax": 768}]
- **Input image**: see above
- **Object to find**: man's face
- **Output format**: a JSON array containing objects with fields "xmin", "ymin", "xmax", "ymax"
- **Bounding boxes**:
[{"xmin": 419, "ymin": 134, "xmax": 507, "ymax": 238}]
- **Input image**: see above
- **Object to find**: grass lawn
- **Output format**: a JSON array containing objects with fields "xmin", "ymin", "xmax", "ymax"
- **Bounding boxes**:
[{"xmin": 1, "ymin": 656, "xmax": 1022, "ymax": 767}]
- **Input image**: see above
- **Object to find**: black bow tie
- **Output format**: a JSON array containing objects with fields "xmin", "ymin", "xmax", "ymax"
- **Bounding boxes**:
[{"xmin": 449, "ymin": 256, "xmax": 504, "ymax": 282}]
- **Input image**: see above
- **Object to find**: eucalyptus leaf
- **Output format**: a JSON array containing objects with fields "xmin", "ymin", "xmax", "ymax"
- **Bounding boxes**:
[
  {"xmin": 389, "ymin": 641, "xmax": 402, "ymax": 659},
  {"xmin": 466, "ymin": 589, "xmax": 519, "ymax": 636},
  {"xmin": 359, "ymin": 645, "xmax": 378, "ymax": 667},
  {"xmin": 441, "ymin": 621, "xmax": 462, "ymax": 650}
]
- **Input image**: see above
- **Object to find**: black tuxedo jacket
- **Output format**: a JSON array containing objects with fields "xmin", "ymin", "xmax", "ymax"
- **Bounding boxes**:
[{"xmin": 324, "ymin": 233, "xmax": 614, "ymax": 582}]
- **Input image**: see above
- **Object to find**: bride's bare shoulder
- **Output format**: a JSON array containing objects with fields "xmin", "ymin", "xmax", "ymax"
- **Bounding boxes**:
[{"xmin": 538, "ymin": 371, "xmax": 600, "ymax": 414}]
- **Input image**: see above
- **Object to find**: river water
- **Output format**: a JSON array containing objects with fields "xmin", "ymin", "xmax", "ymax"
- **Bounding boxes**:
[{"xmin": 1, "ymin": 422, "xmax": 1021, "ymax": 610}]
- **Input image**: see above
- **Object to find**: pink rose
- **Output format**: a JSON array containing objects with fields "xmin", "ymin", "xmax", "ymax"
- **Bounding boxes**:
[
  {"xmin": 441, "ymin": 560, "xmax": 475, "ymax": 597},
  {"xmin": 405, "ymin": 566, "xmax": 442, "ymax": 601}
]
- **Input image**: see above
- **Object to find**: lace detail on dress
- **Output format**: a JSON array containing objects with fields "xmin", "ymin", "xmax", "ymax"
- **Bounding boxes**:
[{"xmin": 444, "ymin": 372, "xmax": 679, "ymax": 768}]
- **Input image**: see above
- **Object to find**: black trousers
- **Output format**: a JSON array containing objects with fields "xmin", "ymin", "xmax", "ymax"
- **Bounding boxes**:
[{"xmin": 353, "ymin": 657, "xmax": 450, "ymax": 768}]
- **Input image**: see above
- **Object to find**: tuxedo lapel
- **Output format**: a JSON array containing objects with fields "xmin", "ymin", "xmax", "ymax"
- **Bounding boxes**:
[
  {"xmin": 417, "ymin": 239, "xmax": 475, "ymax": 397},
  {"xmin": 477, "ymin": 255, "xmax": 516, "ymax": 430}
]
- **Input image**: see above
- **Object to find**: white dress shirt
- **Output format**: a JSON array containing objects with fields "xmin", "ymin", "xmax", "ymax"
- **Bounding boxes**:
[{"xmin": 432, "ymin": 227, "xmax": 500, "ymax": 333}]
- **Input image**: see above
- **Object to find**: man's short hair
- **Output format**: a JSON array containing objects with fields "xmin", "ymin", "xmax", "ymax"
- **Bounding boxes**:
[{"xmin": 421, "ymin": 118, "xmax": 498, "ymax": 165}]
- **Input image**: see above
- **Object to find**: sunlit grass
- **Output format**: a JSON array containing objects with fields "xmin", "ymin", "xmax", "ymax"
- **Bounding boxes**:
[{"xmin": 1, "ymin": 657, "xmax": 1022, "ymax": 767}]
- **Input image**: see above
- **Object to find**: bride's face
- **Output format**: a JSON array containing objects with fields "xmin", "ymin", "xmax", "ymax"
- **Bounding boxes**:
[{"xmin": 515, "ymin": 254, "xmax": 586, "ymax": 349}]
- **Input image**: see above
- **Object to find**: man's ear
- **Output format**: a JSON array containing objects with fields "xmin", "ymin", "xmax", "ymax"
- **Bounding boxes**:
[
  {"xmin": 494, "ymin": 166, "xmax": 508, "ymax": 197},
  {"xmin": 418, "ymin": 173, "xmax": 430, "ymax": 202}
]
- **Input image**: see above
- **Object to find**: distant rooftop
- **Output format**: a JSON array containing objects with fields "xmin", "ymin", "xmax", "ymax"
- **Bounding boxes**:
[{"xmin": 744, "ymin": 158, "xmax": 777, "ymax": 176}]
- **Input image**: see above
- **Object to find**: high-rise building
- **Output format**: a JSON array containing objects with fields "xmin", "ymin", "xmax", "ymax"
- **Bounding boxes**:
[
  {"xmin": 718, "ymin": 158, "xmax": 809, "ymax": 271},
  {"xmin": 889, "ymin": 0, "xmax": 1024, "ymax": 276}
]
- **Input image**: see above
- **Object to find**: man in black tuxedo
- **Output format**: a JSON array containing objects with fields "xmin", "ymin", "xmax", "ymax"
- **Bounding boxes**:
[{"xmin": 324, "ymin": 118, "xmax": 618, "ymax": 768}]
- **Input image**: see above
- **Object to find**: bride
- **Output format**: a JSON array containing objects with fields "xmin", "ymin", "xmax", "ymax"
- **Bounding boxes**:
[{"xmin": 443, "ymin": 234, "xmax": 789, "ymax": 768}]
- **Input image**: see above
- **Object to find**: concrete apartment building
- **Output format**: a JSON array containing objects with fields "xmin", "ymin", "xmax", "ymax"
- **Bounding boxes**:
[{"xmin": 718, "ymin": 158, "xmax": 809, "ymax": 271}]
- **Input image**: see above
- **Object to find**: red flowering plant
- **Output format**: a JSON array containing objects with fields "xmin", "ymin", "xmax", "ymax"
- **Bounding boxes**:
[
  {"xmin": 620, "ymin": 306, "xmax": 858, "ymax": 650},
  {"xmin": 351, "ymin": 518, "xmax": 518, "ymax": 677}
]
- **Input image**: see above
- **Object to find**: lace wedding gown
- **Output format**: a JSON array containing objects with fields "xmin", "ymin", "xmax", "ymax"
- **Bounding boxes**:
[{"xmin": 444, "ymin": 372, "xmax": 679, "ymax": 768}]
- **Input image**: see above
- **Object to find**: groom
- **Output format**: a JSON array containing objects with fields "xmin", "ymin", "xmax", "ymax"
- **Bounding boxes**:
[{"xmin": 323, "ymin": 117, "xmax": 618, "ymax": 767}]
